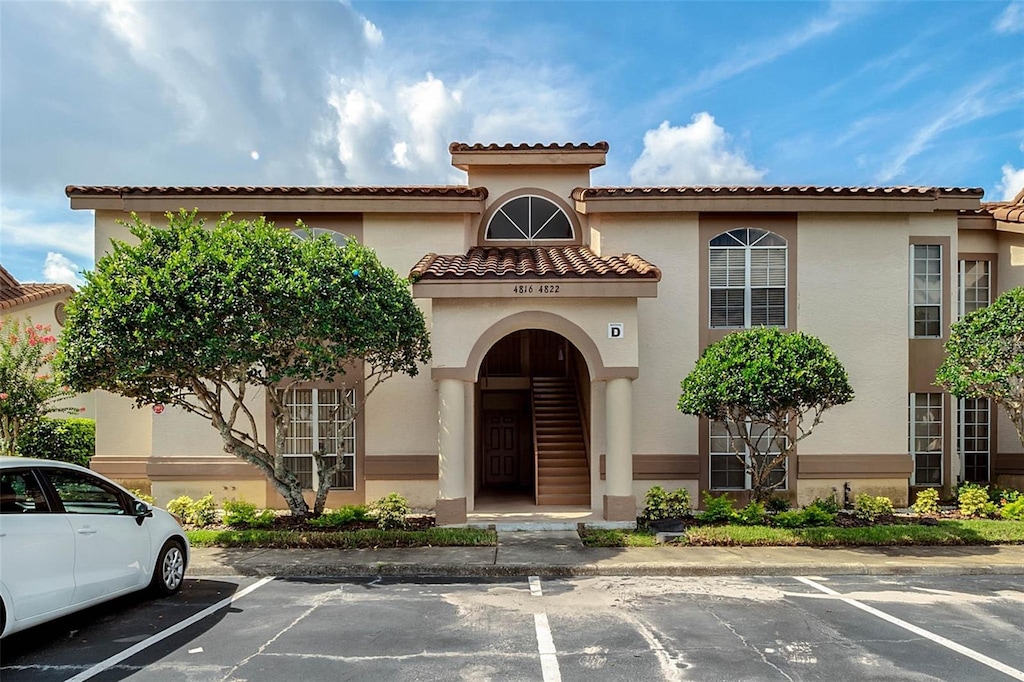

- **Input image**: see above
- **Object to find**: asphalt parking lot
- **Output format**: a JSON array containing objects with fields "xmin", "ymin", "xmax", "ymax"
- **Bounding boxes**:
[{"xmin": 2, "ymin": 574, "xmax": 1023, "ymax": 681}]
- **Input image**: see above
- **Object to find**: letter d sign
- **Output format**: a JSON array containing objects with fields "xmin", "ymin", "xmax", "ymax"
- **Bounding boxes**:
[{"xmin": 608, "ymin": 323, "xmax": 624, "ymax": 339}]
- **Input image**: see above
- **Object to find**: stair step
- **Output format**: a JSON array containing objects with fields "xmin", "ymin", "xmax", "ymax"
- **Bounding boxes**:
[{"xmin": 536, "ymin": 493, "xmax": 591, "ymax": 506}]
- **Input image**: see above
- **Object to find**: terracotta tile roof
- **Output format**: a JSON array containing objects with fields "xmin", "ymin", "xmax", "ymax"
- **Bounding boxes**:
[
  {"xmin": 449, "ymin": 142, "xmax": 609, "ymax": 153},
  {"xmin": 572, "ymin": 186, "xmax": 984, "ymax": 200},
  {"xmin": 410, "ymin": 246, "xmax": 661, "ymax": 282},
  {"xmin": 65, "ymin": 185, "xmax": 486, "ymax": 199},
  {"xmin": 0, "ymin": 265, "xmax": 75, "ymax": 311},
  {"xmin": 963, "ymin": 188, "xmax": 1024, "ymax": 223}
]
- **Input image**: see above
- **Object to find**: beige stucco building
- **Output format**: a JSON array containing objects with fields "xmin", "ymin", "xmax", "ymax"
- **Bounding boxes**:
[{"xmin": 65, "ymin": 142, "xmax": 1024, "ymax": 523}]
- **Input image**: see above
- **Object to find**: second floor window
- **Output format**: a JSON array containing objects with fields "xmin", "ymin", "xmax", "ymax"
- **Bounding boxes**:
[
  {"xmin": 485, "ymin": 196, "xmax": 573, "ymax": 241},
  {"xmin": 958, "ymin": 259, "xmax": 990, "ymax": 318},
  {"xmin": 709, "ymin": 228, "xmax": 787, "ymax": 328},
  {"xmin": 911, "ymin": 244, "xmax": 942, "ymax": 337}
]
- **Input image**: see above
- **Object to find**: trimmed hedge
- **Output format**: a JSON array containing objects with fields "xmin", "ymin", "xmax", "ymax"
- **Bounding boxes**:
[{"xmin": 17, "ymin": 417, "xmax": 95, "ymax": 467}]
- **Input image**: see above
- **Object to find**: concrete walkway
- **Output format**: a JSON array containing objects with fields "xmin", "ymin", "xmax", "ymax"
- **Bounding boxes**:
[{"xmin": 187, "ymin": 530, "xmax": 1024, "ymax": 578}]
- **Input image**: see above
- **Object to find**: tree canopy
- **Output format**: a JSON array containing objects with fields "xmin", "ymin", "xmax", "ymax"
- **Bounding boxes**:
[
  {"xmin": 57, "ymin": 210, "xmax": 431, "ymax": 516},
  {"xmin": 678, "ymin": 327, "xmax": 854, "ymax": 501},
  {"xmin": 937, "ymin": 286, "xmax": 1024, "ymax": 447}
]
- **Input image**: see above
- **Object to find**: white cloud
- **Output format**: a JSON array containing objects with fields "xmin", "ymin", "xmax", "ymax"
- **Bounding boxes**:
[
  {"xmin": 874, "ymin": 77, "xmax": 1001, "ymax": 184},
  {"xmin": 43, "ymin": 253, "xmax": 84, "ymax": 287},
  {"xmin": 0, "ymin": 204, "xmax": 93, "ymax": 260},
  {"xmin": 994, "ymin": 2, "xmax": 1024, "ymax": 33},
  {"xmin": 628, "ymin": 115, "xmax": 766, "ymax": 186},
  {"xmin": 362, "ymin": 17, "xmax": 384, "ymax": 47},
  {"xmin": 680, "ymin": 2, "xmax": 867, "ymax": 95},
  {"xmin": 996, "ymin": 164, "xmax": 1024, "ymax": 201}
]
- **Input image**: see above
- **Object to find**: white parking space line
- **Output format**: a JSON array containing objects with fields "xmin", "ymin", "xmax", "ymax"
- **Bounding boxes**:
[
  {"xmin": 64, "ymin": 577, "xmax": 274, "ymax": 682},
  {"xmin": 529, "ymin": 575, "xmax": 543, "ymax": 597},
  {"xmin": 534, "ymin": 612, "xmax": 562, "ymax": 682},
  {"xmin": 795, "ymin": 577, "xmax": 1024, "ymax": 681}
]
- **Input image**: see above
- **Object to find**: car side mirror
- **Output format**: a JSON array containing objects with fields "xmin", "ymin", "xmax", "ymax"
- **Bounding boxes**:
[{"xmin": 134, "ymin": 500, "xmax": 154, "ymax": 525}]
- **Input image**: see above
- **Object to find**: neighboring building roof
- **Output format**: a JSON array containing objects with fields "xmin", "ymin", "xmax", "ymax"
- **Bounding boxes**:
[
  {"xmin": 65, "ymin": 185, "xmax": 486, "ymax": 198},
  {"xmin": 409, "ymin": 246, "xmax": 661, "ymax": 281},
  {"xmin": 449, "ymin": 142, "xmax": 609, "ymax": 153},
  {"xmin": 66, "ymin": 185, "xmax": 488, "ymax": 213},
  {"xmin": 960, "ymin": 188, "xmax": 1024, "ymax": 230},
  {"xmin": 572, "ymin": 186, "xmax": 984, "ymax": 200},
  {"xmin": 0, "ymin": 264, "xmax": 75, "ymax": 312}
]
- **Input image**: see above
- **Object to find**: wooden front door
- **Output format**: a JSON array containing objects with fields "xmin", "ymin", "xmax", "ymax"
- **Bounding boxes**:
[{"xmin": 483, "ymin": 410, "xmax": 519, "ymax": 486}]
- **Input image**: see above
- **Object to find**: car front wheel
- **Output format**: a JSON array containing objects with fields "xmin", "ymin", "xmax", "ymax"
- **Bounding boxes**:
[{"xmin": 150, "ymin": 540, "xmax": 186, "ymax": 596}]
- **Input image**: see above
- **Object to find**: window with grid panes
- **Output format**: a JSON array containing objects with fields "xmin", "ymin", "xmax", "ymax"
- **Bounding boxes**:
[
  {"xmin": 957, "ymin": 260, "xmax": 990, "ymax": 318},
  {"xmin": 911, "ymin": 245, "xmax": 942, "ymax": 337},
  {"xmin": 910, "ymin": 393, "xmax": 942, "ymax": 486},
  {"xmin": 709, "ymin": 421, "xmax": 787, "ymax": 490},
  {"xmin": 959, "ymin": 397, "xmax": 990, "ymax": 483},
  {"xmin": 281, "ymin": 387, "xmax": 356, "ymax": 490},
  {"xmin": 485, "ymin": 196, "xmax": 573, "ymax": 240},
  {"xmin": 709, "ymin": 228, "xmax": 787, "ymax": 328}
]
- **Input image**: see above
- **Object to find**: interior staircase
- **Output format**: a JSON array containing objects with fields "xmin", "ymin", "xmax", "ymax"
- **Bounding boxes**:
[{"xmin": 532, "ymin": 377, "xmax": 590, "ymax": 506}]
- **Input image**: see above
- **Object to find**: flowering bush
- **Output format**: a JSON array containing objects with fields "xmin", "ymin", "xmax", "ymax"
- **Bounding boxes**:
[{"xmin": 0, "ymin": 318, "xmax": 77, "ymax": 456}]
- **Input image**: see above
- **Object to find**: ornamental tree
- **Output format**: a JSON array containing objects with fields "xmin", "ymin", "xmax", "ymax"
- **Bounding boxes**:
[
  {"xmin": 56, "ymin": 210, "xmax": 431, "ymax": 517},
  {"xmin": 678, "ymin": 327, "xmax": 854, "ymax": 501},
  {"xmin": 0, "ymin": 318, "xmax": 78, "ymax": 456},
  {"xmin": 937, "ymin": 287, "xmax": 1024, "ymax": 447}
]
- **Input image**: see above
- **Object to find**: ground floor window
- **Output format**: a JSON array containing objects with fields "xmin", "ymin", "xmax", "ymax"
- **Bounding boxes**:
[
  {"xmin": 281, "ymin": 387, "xmax": 356, "ymax": 490},
  {"xmin": 910, "ymin": 393, "xmax": 943, "ymax": 486},
  {"xmin": 959, "ymin": 397, "xmax": 990, "ymax": 483},
  {"xmin": 709, "ymin": 421, "xmax": 787, "ymax": 491}
]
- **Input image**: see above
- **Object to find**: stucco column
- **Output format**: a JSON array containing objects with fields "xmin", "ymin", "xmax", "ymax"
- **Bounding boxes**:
[
  {"xmin": 604, "ymin": 376, "xmax": 636, "ymax": 521},
  {"xmin": 436, "ymin": 378, "xmax": 467, "ymax": 524}
]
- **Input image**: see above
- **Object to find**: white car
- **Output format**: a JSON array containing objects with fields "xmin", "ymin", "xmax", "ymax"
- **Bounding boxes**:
[{"xmin": 0, "ymin": 457, "xmax": 189, "ymax": 638}]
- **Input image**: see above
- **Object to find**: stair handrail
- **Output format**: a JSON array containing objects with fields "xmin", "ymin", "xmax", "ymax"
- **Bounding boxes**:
[
  {"xmin": 530, "ymin": 379, "xmax": 540, "ymax": 505},
  {"xmin": 570, "ymin": 364, "xmax": 591, "ymax": 473}
]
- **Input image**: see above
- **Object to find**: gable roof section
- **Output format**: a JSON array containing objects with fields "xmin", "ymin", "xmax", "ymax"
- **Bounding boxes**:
[
  {"xmin": 573, "ymin": 185, "xmax": 984, "ymax": 213},
  {"xmin": 961, "ymin": 188, "xmax": 1024, "ymax": 233},
  {"xmin": 410, "ymin": 246, "xmax": 660, "ymax": 282},
  {"xmin": 66, "ymin": 185, "xmax": 488, "ymax": 213},
  {"xmin": 0, "ymin": 264, "xmax": 75, "ymax": 312}
]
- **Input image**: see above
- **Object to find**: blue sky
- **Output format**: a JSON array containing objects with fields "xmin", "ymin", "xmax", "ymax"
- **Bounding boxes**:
[{"xmin": 1, "ymin": 1, "xmax": 1022, "ymax": 285}]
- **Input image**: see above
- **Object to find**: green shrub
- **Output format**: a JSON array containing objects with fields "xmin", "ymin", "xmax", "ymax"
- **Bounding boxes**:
[
  {"xmin": 854, "ymin": 494, "xmax": 894, "ymax": 523},
  {"xmin": 991, "ymin": 487, "xmax": 1022, "ymax": 505},
  {"xmin": 912, "ymin": 488, "xmax": 940, "ymax": 515},
  {"xmin": 16, "ymin": 417, "xmax": 95, "ymax": 467},
  {"xmin": 735, "ymin": 501, "xmax": 766, "ymax": 526},
  {"xmin": 640, "ymin": 486, "xmax": 692, "ymax": 524},
  {"xmin": 166, "ymin": 493, "xmax": 217, "ymax": 527},
  {"xmin": 999, "ymin": 497, "xmax": 1024, "ymax": 522},
  {"xmin": 166, "ymin": 495, "xmax": 194, "ymax": 520},
  {"xmin": 370, "ymin": 493, "xmax": 410, "ymax": 530},
  {"xmin": 223, "ymin": 498, "xmax": 276, "ymax": 528},
  {"xmin": 809, "ymin": 493, "xmax": 841, "ymax": 515},
  {"xmin": 308, "ymin": 505, "xmax": 371, "ymax": 528},
  {"xmin": 694, "ymin": 491, "xmax": 737, "ymax": 524},
  {"xmin": 800, "ymin": 503, "xmax": 837, "ymax": 527},
  {"xmin": 765, "ymin": 496, "xmax": 791, "ymax": 513},
  {"xmin": 129, "ymin": 489, "xmax": 156, "ymax": 506},
  {"xmin": 771, "ymin": 509, "xmax": 807, "ymax": 528},
  {"xmin": 958, "ymin": 483, "xmax": 998, "ymax": 518}
]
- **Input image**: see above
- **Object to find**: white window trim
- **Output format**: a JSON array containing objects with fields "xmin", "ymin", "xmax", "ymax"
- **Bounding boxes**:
[
  {"xmin": 282, "ymin": 387, "xmax": 357, "ymax": 491},
  {"xmin": 957, "ymin": 397, "xmax": 990, "ymax": 483},
  {"xmin": 957, "ymin": 259, "xmax": 991, "ymax": 320},
  {"xmin": 709, "ymin": 420, "xmax": 788, "ymax": 491},
  {"xmin": 909, "ymin": 392, "xmax": 943, "ymax": 487},
  {"xmin": 909, "ymin": 244, "xmax": 942, "ymax": 338},
  {"xmin": 709, "ymin": 230, "xmax": 788, "ymax": 329},
  {"xmin": 484, "ymin": 194, "xmax": 574, "ymax": 242}
]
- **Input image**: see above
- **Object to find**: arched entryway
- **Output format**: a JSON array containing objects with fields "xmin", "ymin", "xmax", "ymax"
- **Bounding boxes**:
[{"xmin": 476, "ymin": 329, "xmax": 591, "ymax": 507}]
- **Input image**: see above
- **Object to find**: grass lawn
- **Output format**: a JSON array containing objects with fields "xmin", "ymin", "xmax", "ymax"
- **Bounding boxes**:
[
  {"xmin": 580, "ymin": 519, "xmax": 1024, "ymax": 548},
  {"xmin": 187, "ymin": 526, "xmax": 497, "ymax": 549}
]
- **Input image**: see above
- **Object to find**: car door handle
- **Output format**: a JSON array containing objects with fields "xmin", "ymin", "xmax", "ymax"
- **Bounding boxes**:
[{"xmin": 77, "ymin": 528, "xmax": 98, "ymax": 535}]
